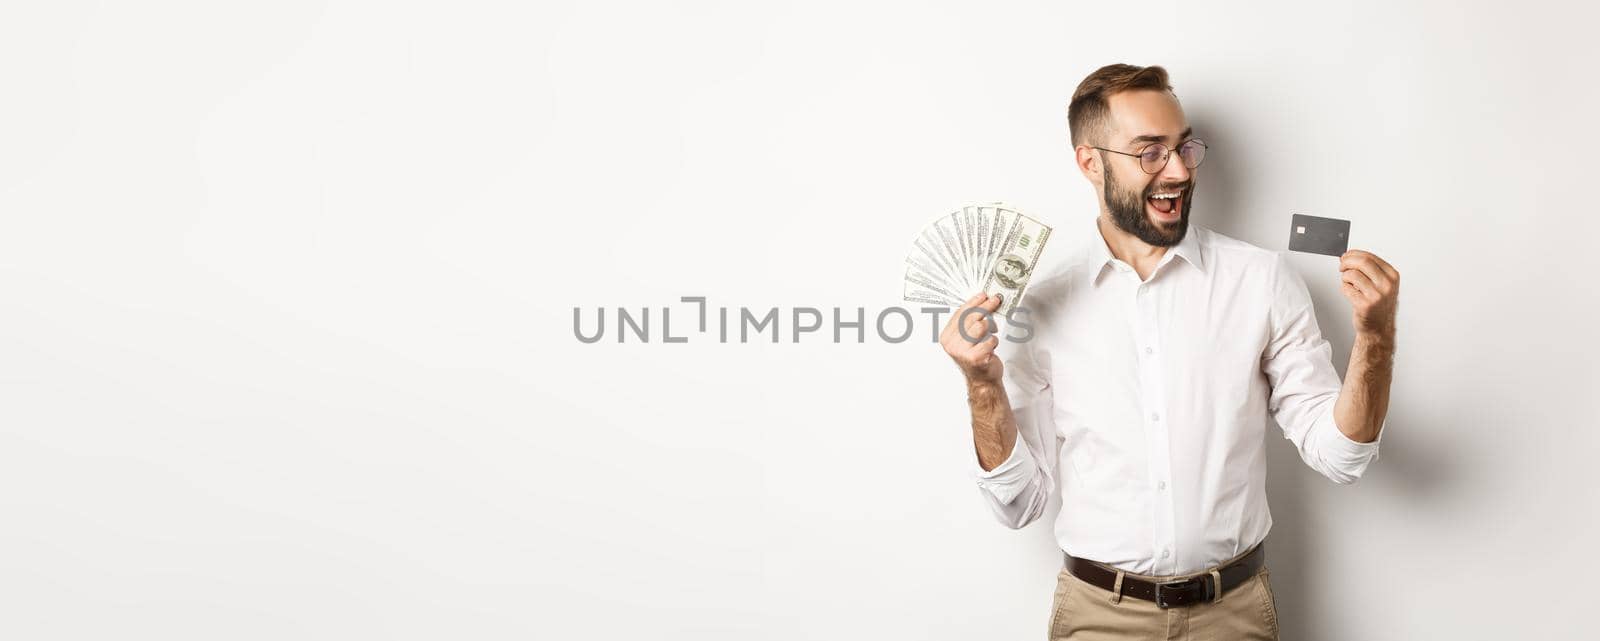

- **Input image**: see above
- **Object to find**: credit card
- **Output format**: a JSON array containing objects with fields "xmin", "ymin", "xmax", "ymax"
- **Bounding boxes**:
[{"xmin": 1287, "ymin": 214, "xmax": 1350, "ymax": 256}]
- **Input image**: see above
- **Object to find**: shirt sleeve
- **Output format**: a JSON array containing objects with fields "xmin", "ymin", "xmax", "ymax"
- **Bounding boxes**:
[
  {"xmin": 1261, "ymin": 252, "xmax": 1384, "ymax": 485},
  {"xmin": 969, "ymin": 324, "xmax": 1060, "ymax": 528}
]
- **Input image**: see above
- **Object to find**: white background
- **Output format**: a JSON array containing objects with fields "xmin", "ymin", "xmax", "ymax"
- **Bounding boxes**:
[{"xmin": 3, "ymin": 1, "xmax": 1597, "ymax": 639}]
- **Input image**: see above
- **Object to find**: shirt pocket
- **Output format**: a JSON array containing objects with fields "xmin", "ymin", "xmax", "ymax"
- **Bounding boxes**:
[
  {"xmin": 1058, "ymin": 417, "xmax": 1090, "ymax": 486},
  {"xmin": 1201, "ymin": 325, "xmax": 1270, "ymax": 412},
  {"xmin": 1067, "ymin": 438, "xmax": 1088, "ymax": 486},
  {"xmin": 1064, "ymin": 423, "xmax": 1116, "ymax": 488}
]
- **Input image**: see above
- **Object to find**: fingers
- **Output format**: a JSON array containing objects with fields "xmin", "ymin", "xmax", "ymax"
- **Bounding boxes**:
[
  {"xmin": 967, "ymin": 333, "xmax": 1000, "ymax": 362},
  {"xmin": 938, "ymin": 294, "xmax": 1004, "ymax": 379},
  {"xmin": 1339, "ymin": 252, "xmax": 1385, "ymax": 291},
  {"xmin": 1372, "ymin": 256, "xmax": 1398, "ymax": 282},
  {"xmin": 962, "ymin": 313, "xmax": 988, "ymax": 342},
  {"xmin": 962, "ymin": 300, "xmax": 986, "ymax": 337},
  {"xmin": 1341, "ymin": 249, "xmax": 1399, "ymax": 293},
  {"xmin": 940, "ymin": 293, "xmax": 1005, "ymax": 382},
  {"xmin": 960, "ymin": 294, "xmax": 1003, "ymax": 343},
  {"xmin": 1342, "ymin": 267, "xmax": 1378, "ymax": 299},
  {"xmin": 1340, "ymin": 249, "xmax": 1384, "ymax": 272},
  {"xmin": 939, "ymin": 294, "xmax": 1002, "ymax": 345},
  {"xmin": 1358, "ymin": 250, "xmax": 1399, "ymax": 282},
  {"xmin": 1340, "ymin": 281, "xmax": 1364, "ymax": 300},
  {"xmin": 1337, "ymin": 249, "xmax": 1401, "ymax": 289},
  {"xmin": 941, "ymin": 293, "xmax": 987, "ymax": 339},
  {"xmin": 964, "ymin": 294, "xmax": 1002, "ymax": 336}
]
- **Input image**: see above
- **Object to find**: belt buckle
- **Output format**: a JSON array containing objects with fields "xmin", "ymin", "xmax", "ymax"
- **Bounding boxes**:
[{"xmin": 1154, "ymin": 577, "xmax": 1212, "ymax": 609}]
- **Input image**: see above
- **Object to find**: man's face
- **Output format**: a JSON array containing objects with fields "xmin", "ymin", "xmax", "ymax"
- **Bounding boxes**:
[
  {"xmin": 1095, "ymin": 90, "xmax": 1196, "ymax": 247},
  {"xmin": 998, "ymin": 259, "xmax": 1023, "ymax": 280}
]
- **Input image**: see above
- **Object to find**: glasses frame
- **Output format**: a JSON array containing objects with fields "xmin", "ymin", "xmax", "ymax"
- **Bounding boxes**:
[{"xmin": 1092, "ymin": 139, "xmax": 1209, "ymax": 174}]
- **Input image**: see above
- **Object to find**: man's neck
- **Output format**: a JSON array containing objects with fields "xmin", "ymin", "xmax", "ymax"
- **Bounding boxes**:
[{"xmin": 1096, "ymin": 215, "xmax": 1167, "ymax": 281}]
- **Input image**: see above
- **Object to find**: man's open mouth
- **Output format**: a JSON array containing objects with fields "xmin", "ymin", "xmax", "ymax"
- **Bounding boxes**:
[{"xmin": 1147, "ymin": 189, "xmax": 1184, "ymax": 218}]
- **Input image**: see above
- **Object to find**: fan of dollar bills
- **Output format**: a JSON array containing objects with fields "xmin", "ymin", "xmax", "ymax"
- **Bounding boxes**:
[{"xmin": 902, "ymin": 203, "xmax": 1052, "ymax": 316}]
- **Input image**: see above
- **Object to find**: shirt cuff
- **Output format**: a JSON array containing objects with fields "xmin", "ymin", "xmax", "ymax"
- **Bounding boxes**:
[
  {"xmin": 1319, "ymin": 411, "xmax": 1386, "ymax": 465},
  {"xmin": 972, "ymin": 435, "xmax": 1037, "ymax": 505}
]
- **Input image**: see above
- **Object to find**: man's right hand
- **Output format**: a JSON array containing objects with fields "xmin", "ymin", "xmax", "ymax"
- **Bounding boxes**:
[{"xmin": 940, "ymin": 292, "xmax": 1004, "ymax": 385}]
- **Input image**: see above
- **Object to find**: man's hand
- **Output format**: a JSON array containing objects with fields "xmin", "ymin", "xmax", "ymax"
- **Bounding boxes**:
[
  {"xmin": 1338, "ymin": 249, "xmax": 1400, "ymax": 339},
  {"xmin": 1334, "ymin": 249, "xmax": 1399, "ymax": 446},
  {"xmin": 943, "ymin": 292, "xmax": 1018, "ymax": 475},
  {"xmin": 940, "ymin": 292, "xmax": 1004, "ymax": 384}
]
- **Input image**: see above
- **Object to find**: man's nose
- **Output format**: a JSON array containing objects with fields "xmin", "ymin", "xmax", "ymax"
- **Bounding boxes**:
[{"xmin": 1159, "ymin": 150, "xmax": 1191, "ymax": 184}]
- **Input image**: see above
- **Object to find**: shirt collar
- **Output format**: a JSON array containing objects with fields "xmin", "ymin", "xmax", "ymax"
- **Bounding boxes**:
[{"xmin": 1087, "ymin": 216, "xmax": 1206, "ymax": 287}]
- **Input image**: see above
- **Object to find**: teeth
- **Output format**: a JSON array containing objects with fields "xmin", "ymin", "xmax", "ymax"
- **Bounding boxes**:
[{"xmin": 1150, "ymin": 192, "xmax": 1180, "ymax": 199}]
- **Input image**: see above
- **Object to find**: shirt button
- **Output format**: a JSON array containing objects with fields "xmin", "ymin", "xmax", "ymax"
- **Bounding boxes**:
[
  {"xmin": 1150, "ymin": 412, "xmax": 1160, "ymax": 422},
  {"xmin": 1157, "ymin": 481, "xmax": 1167, "ymax": 490},
  {"xmin": 1144, "ymin": 346, "xmax": 1153, "ymax": 355},
  {"xmin": 1162, "ymin": 549, "xmax": 1171, "ymax": 559}
]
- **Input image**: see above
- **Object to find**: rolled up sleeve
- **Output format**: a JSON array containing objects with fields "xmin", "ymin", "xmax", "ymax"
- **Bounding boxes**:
[
  {"xmin": 973, "ymin": 431, "xmax": 1037, "ymax": 504},
  {"xmin": 1262, "ymin": 253, "xmax": 1384, "ymax": 485}
]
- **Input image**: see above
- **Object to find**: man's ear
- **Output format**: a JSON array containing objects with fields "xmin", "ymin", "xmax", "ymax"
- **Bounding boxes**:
[{"xmin": 1074, "ymin": 145, "xmax": 1103, "ymax": 187}]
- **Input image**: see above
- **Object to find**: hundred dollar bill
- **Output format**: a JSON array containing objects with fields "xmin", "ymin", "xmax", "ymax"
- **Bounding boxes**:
[
  {"xmin": 902, "ymin": 268, "xmax": 966, "ymax": 305},
  {"xmin": 903, "ymin": 289, "xmax": 962, "ymax": 306},
  {"xmin": 901, "ymin": 203, "xmax": 1052, "ymax": 311},
  {"xmin": 907, "ymin": 233, "xmax": 965, "ymax": 295},
  {"xmin": 981, "ymin": 211, "xmax": 1052, "ymax": 316}
]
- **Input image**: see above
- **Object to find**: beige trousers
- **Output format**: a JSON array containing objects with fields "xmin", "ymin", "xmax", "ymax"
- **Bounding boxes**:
[{"xmin": 1046, "ymin": 558, "xmax": 1279, "ymax": 640}]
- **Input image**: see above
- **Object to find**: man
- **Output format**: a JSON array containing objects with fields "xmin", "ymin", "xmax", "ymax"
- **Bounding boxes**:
[{"xmin": 940, "ymin": 64, "xmax": 1399, "ymax": 640}]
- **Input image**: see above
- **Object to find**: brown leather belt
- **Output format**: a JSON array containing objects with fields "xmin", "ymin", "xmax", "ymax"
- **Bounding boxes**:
[{"xmin": 1063, "ymin": 543, "xmax": 1265, "ymax": 609}]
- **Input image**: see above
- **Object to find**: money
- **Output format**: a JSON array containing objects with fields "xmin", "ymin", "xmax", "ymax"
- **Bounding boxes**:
[
  {"xmin": 901, "ymin": 203, "xmax": 1052, "ymax": 316},
  {"xmin": 981, "ymin": 211, "xmax": 1051, "ymax": 316}
]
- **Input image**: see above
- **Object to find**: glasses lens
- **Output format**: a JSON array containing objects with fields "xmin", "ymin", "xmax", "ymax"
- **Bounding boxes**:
[
  {"xmin": 1139, "ymin": 145, "xmax": 1167, "ymax": 173},
  {"xmin": 1179, "ymin": 140, "xmax": 1207, "ymax": 169}
]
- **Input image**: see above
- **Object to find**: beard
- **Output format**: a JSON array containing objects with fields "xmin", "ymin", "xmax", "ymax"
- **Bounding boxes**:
[{"xmin": 1103, "ymin": 159, "xmax": 1192, "ymax": 248}]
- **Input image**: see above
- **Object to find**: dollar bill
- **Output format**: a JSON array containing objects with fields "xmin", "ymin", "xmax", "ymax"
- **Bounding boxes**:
[
  {"xmin": 981, "ymin": 211, "xmax": 1051, "ymax": 316},
  {"xmin": 901, "ymin": 203, "xmax": 1052, "ymax": 316}
]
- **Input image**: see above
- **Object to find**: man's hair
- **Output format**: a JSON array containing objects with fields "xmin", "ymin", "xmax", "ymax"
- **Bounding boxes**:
[{"xmin": 1068, "ymin": 64, "xmax": 1173, "ymax": 147}]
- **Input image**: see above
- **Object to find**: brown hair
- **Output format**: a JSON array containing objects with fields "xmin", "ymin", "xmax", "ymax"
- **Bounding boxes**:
[{"xmin": 1068, "ymin": 64, "xmax": 1173, "ymax": 147}]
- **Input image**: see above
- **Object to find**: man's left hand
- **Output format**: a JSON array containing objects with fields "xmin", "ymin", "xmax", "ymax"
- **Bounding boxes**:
[{"xmin": 1338, "ymin": 249, "xmax": 1400, "ymax": 338}]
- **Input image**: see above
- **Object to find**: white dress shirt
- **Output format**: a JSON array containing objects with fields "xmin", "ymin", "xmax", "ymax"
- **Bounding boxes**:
[{"xmin": 971, "ymin": 216, "xmax": 1385, "ymax": 577}]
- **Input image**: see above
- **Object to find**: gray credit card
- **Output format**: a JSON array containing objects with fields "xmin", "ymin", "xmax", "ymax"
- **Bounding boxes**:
[{"xmin": 1288, "ymin": 214, "xmax": 1350, "ymax": 256}]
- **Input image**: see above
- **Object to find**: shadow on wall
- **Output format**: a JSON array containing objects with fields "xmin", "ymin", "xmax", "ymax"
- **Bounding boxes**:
[{"xmin": 1188, "ymin": 107, "xmax": 1459, "ymax": 640}]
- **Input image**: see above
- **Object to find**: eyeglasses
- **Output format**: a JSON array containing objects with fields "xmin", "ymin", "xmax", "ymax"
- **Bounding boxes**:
[{"xmin": 1092, "ymin": 139, "xmax": 1208, "ymax": 174}]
